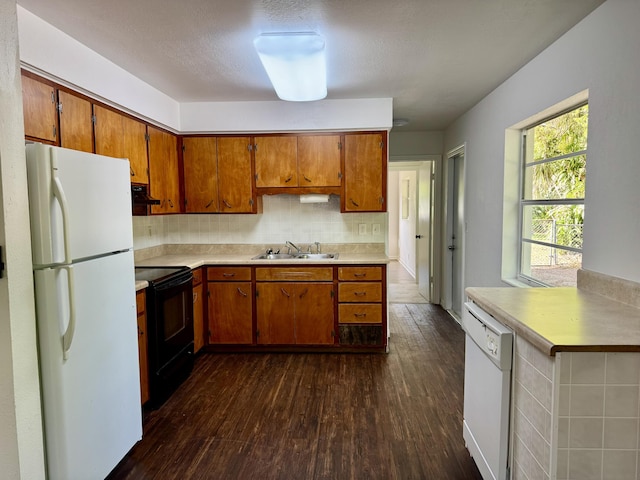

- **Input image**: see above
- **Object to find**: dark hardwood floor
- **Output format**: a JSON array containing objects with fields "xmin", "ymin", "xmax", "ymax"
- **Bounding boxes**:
[{"xmin": 108, "ymin": 303, "xmax": 482, "ymax": 480}]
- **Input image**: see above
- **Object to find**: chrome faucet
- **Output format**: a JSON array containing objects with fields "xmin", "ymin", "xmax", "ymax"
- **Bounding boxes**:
[
  {"xmin": 285, "ymin": 240, "xmax": 302, "ymax": 254},
  {"xmin": 314, "ymin": 241, "xmax": 321, "ymax": 253}
]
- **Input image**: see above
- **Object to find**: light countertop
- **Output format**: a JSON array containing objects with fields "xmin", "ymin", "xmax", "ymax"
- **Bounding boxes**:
[
  {"xmin": 135, "ymin": 252, "xmax": 389, "ymax": 291},
  {"xmin": 466, "ymin": 287, "xmax": 640, "ymax": 355}
]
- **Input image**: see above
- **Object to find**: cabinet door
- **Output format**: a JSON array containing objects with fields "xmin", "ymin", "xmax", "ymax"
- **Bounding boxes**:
[
  {"xmin": 148, "ymin": 126, "xmax": 180, "ymax": 214},
  {"xmin": 216, "ymin": 136, "xmax": 255, "ymax": 213},
  {"xmin": 58, "ymin": 90, "xmax": 93, "ymax": 153},
  {"xmin": 295, "ymin": 283, "xmax": 335, "ymax": 344},
  {"xmin": 343, "ymin": 133, "xmax": 386, "ymax": 212},
  {"xmin": 208, "ymin": 282, "xmax": 253, "ymax": 344},
  {"xmin": 183, "ymin": 137, "xmax": 219, "ymax": 212},
  {"xmin": 193, "ymin": 281, "xmax": 204, "ymax": 353},
  {"xmin": 136, "ymin": 291, "xmax": 149, "ymax": 405},
  {"xmin": 298, "ymin": 135, "xmax": 342, "ymax": 187},
  {"xmin": 22, "ymin": 74, "xmax": 58, "ymax": 143},
  {"xmin": 256, "ymin": 282, "xmax": 295, "ymax": 344},
  {"xmin": 254, "ymin": 136, "xmax": 298, "ymax": 187},
  {"xmin": 94, "ymin": 104, "xmax": 125, "ymax": 158},
  {"xmin": 123, "ymin": 116, "xmax": 149, "ymax": 184}
]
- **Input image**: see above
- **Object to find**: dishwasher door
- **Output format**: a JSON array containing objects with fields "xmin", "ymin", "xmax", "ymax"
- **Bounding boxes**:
[{"xmin": 462, "ymin": 301, "xmax": 513, "ymax": 480}]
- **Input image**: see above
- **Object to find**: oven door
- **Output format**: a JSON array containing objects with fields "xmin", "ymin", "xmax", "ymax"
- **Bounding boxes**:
[{"xmin": 153, "ymin": 272, "xmax": 194, "ymax": 367}]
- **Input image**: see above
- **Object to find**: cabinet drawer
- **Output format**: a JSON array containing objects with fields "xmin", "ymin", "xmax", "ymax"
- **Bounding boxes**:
[
  {"xmin": 136, "ymin": 290, "xmax": 145, "ymax": 315},
  {"xmin": 256, "ymin": 267, "xmax": 333, "ymax": 282},
  {"xmin": 192, "ymin": 267, "xmax": 203, "ymax": 286},
  {"xmin": 338, "ymin": 282, "xmax": 382, "ymax": 302},
  {"xmin": 339, "ymin": 304, "xmax": 382, "ymax": 324},
  {"xmin": 207, "ymin": 266, "xmax": 252, "ymax": 281},
  {"xmin": 338, "ymin": 266, "xmax": 382, "ymax": 281}
]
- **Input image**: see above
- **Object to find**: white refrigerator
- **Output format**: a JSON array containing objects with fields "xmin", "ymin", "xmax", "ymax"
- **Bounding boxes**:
[{"xmin": 26, "ymin": 143, "xmax": 142, "ymax": 480}]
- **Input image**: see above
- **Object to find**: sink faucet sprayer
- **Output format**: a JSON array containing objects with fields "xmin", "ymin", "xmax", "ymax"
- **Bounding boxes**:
[{"xmin": 285, "ymin": 240, "xmax": 302, "ymax": 254}]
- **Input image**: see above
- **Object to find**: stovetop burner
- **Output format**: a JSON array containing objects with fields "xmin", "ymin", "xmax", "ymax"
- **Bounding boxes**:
[{"xmin": 134, "ymin": 266, "xmax": 190, "ymax": 285}]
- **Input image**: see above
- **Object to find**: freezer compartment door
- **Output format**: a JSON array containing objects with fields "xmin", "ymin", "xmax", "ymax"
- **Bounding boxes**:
[
  {"xmin": 26, "ymin": 143, "xmax": 133, "ymax": 265},
  {"xmin": 34, "ymin": 251, "xmax": 142, "ymax": 480}
]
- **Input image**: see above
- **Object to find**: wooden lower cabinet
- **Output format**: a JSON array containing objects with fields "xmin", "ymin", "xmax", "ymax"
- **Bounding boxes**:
[
  {"xmin": 337, "ymin": 266, "xmax": 386, "ymax": 347},
  {"xmin": 207, "ymin": 267, "xmax": 253, "ymax": 344},
  {"xmin": 256, "ymin": 275, "xmax": 335, "ymax": 345},
  {"xmin": 192, "ymin": 268, "xmax": 204, "ymax": 353},
  {"xmin": 136, "ymin": 290, "xmax": 150, "ymax": 405}
]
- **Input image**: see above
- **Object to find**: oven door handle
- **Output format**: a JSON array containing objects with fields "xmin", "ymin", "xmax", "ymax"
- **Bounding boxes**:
[{"xmin": 154, "ymin": 273, "xmax": 193, "ymax": 292}]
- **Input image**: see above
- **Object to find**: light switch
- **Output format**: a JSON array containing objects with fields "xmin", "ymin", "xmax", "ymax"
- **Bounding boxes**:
[{"xmin": 358, "ymin": 223, "xmax": 367, "ymax": 235}]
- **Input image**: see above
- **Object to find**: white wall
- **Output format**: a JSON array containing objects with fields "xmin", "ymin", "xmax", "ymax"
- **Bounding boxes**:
[
  {"xmin": 444, "ymin": 0, "xmax": 640, "ymax": 286},
  {"xmin": 389, "ymin": 131, "xmax": 443, "ymax": 158},
  {"xmin": 0, "ymin": 1, "xmax": 46, "ymax": 478}
]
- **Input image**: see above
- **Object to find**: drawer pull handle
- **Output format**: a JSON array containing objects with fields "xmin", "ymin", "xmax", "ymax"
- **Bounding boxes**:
[
  {"xmin": 284, "ymin": 175, "xmax": 293, "ymax": 183},
  {"xmin": 354, "ymin": 291, "xmax": 366, "ymax": 296},
  {"xmin": 350, "ymin": 198, "xmax": 360, "ymax": 207},
  {"xmin": 222, "ymin": 199, "xmax": 232, "ymax": 209},
  {"xmin": 223, "ymin": 273, "xmax": 236, "ymax": 277},
  {"xmin": 299, "ymin": 288, "xmax": 309, "ymax": 299},
  {"xmin": 193, "ymin": 292, "xmax": 198, "ymax": 303},
  {"xmin": 354, "ymin": 273, "xmax": 367, "ymax": 278},
  {"xmin": 237, "ymin": 288, "xmax": 248, "ymax": 297},
  {"xmin": 281, "ymin": 288, "xmax": 291, "ymax": 298},
  {"xmin": 205, "ymin": 200, "xmax": 214, "ymax": 208},
  {"xmin": 303, "ymin": 175, "xmax": 312, "ymax": 183},
  {"xmin": 354, "ymin": 313, "xmax": 367, "ymax": 318}
]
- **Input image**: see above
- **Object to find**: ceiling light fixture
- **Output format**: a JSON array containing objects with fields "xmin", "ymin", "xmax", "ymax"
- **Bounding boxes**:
[
  {"xmin": 393, "ymin": 118, "xmax": 410, "ymax": 127},
  {"xmin": 253, "ymin": 32, "xmax": 327, "ymax": 102}
]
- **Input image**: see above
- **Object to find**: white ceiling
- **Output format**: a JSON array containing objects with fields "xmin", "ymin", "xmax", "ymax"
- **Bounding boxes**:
[{"xmin": 17, "ymin": 0, "xmax": 604, "ymax": 131}]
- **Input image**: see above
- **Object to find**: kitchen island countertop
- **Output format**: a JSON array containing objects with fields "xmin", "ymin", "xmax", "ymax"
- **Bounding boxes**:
[{"xmin": 466, "ymin": 286, "xmax": 640, "ymax": 355}]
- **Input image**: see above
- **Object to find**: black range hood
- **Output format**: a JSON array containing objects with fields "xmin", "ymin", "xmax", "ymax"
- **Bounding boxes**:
[{"xmin": 131, "ymin": 185, "xmax": 160, "ymax": 205}]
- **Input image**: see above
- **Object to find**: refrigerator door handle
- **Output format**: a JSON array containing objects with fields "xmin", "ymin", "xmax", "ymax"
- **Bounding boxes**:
[
  {"xmin": 62, "ymin": 265, "xmax": 77, "ymax": 360},
  {"xmin": 51, "ymin": 149, "xmax": 73, "ymax": 265}
]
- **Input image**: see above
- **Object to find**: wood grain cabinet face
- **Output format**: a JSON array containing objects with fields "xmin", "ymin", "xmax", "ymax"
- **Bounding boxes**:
[
  {"xmin": 136, "ymin": 290, "xmax": 150, "ymax": 405},
  {"xmin": 22, "ymin": 74, "xmax": 58, "ymax": 143},
  {"xmin": 297, "ymin": 135, "xmax": 342, "ymax": 187},
  {"xmin": 254, "ymin": 136, "xmax": 298, "ymax": 188},
  {"xmin": 216, "ymin": 137, "xmax": 257, "ymax": 213},
  {"xmin": 123, "ymin": 116, "xmax": 149, "ymax": 184},
  {"xmin": 58, "ymin": 90, "xmax": 93, "ymax": 153},
  {"xmin": 192, "ymin": 268, "xmax": 204, "ymax": 353},
  {"xmin": 343, "ymin": 132, "xmax": 387, "ymax": 212},
  {"xmin": 183, "ymin": 137, "xmax": 219, "ymax": 212},
  {"xmin": 256, "ymin": 267, "xmax": 335, "ymax": 345},
  {"xmin": 337, "ymin": 265, "xmax": 386, "ymax": 346},
  {"xmin": 207, "ymin": 267, "xmax": 253, "ymax": 344},
  {"xmin": 148, "ymin": 126, "xmax": 180, "ymax": 214},
  {"xmin": 94, "ymin": 104, "xmax": 125, "ymax": 159}
]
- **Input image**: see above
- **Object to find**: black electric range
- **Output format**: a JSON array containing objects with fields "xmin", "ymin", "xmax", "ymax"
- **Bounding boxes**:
[{"xmin": 135, "ymin": 265, "xmax": 194, "ymax": 407}]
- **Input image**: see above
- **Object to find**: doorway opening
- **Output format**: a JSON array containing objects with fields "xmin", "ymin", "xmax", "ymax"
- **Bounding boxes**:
[{"xmin": 387, "ymin": 158, "xmax": 438, "ymax": 304}]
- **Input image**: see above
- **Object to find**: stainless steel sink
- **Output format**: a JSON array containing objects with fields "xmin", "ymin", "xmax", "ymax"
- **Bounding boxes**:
[
  {"xmin": 251, "ymin": 252, "xmax": 339, "ymax": 260},
  {"xmin": 251, "ymin": 253, "xmax": 295, "ymax": 260},
  {"xmin": 293, "ymin": 253, "xmax": 339, "ymax": 260}
]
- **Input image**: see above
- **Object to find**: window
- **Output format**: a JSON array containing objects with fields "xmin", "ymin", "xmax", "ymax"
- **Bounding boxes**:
[{"xmin": 518, "ymin": 104, "xmax": 588, "ymax": 286}]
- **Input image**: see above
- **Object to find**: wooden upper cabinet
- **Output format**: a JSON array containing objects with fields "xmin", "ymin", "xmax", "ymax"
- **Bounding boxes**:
[
  {"xmin": 183, "ymin": 137, "xmax": 219, "ymax": 212},
  {"xmin": 123, "ymin": 116, "xmax": 149, "ymax": 184},
  {"xmin": 148, "ymin": 126, "xmax": 180, "ymax": 214},
  {"xmin": 343, "ymin": 132, "xmax": 387, "ymax": 212},
  {"xmin": 22, "ymin": 74, "xmax": 58, "ymax": 143},
  {"xmin": 58, "ymin": 90, "xmax": 93, "ymax": 153},
  {"xmin": 298, "ymin": 135, "xmax": 342, "ymax": 187},
  {"xmin": 254, "ymin": 136, "xmax": 298, "ymax": 187},
  {"xmin": 216, "ymin": 136, "xmax": 256, "ymax": 213},
  {"xmin": 94, "ymin": 105, "xmax": 125, "ymax": 159}
]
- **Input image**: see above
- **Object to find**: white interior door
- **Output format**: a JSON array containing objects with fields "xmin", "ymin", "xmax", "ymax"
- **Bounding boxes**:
[
  {"xmin": 417, "ymin": 162, "xmax": 433, "ymax": 300},
  {"xmin": 449, "ymin": 152, "xmax": 465, "ymax": 319}
]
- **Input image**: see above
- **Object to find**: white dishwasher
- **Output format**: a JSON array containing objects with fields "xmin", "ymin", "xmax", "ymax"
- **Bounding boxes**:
[{"xmin": 462, "ymin": 301, "xmax": 513, "ymax": 480}]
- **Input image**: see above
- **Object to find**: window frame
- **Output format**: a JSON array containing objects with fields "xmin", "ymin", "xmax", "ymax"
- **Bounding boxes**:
[{"xmin": 516, "ymin": 102, "xmax": 588, "ymax": 287}]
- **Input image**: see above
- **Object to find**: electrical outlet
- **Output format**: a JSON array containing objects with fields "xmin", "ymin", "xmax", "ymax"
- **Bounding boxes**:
[
  {"xmin": 358, "ymin": 223, "xmax": 367, "ymax": 235},
  {"xmin": 147, "ymin": 225, "xmax": 152, "ymax": 237},
  {"xmin": 372, "ymin": 223, "xmax": 380, "ymax": 235}
]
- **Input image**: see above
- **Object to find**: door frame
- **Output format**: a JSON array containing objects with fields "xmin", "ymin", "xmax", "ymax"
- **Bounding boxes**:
[
  {"xmin": 442, "ymin": 144, "xmax": 466, "ymax": 319},
  {"xmin": 388, "ymin": 155, "xmax": 440, "ymax": 302}
]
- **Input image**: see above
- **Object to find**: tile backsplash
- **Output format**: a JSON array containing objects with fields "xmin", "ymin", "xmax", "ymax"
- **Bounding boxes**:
[{"xmin": 132, "ymin": 194, "xmax": 387, "ymax": 250}]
